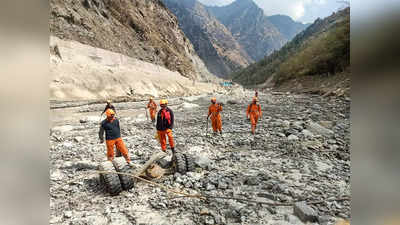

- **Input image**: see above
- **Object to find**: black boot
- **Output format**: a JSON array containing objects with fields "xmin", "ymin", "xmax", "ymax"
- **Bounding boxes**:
[{"xmin": 171, "ymin": 147, "xmax": 176, "ymax": 155}]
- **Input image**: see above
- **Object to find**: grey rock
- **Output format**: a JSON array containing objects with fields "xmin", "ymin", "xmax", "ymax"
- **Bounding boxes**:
[
  {"xmin": 203, "ymin": 216, "xmax": 215, "ymax": 225},
  {"xmin": 74, "ymin": 160, "xmax": 97, "ymax": 170},
  {"xmin": 292, "ymin": 121, "xmax": 304, "ymax": 130},
  {"xmin": 287, "ymin": 134, "xmax": 299, "ymax": 141},
  {"xmin": 257, "ymin": 192, "xmax": 276, "ymax": 200},
  {"xmin": 64, "ymin": 211, "xmax": 73, "ymax": 218},
  {"xmin": 51, "ymin": 169, "xmax": 64, "ymax": 181},
  {"xmin": 306, "ymin": 121, "xmax": 334, "ymax": 137},
  {"xmin": 301, "ymin": 129, "xmax": 314, "ymax": 138},
  {"xmin": 277, "ymin": 133, "xmax": 286, "ymax": 137},
  {"xmin": 175, "ymin": 176, "xmax": 184, "ymax": 184},
  {"xmin": 218, "ymin": 181, "xmax": 228, "ymax": 190},
  {"xmin": 52, "ymin": 125, "xmax": 74, "ymax": 133},
  {"xmin": 195, "ymin": 155, "xmax": 211, "ymax": 169},
  {"xmin": 74, "ymin": 136, "xmax": 84, "ymax": 142},
  {"xmin": 282, "ymin": 120, "xmax": 290, "ymax": 128},
  {"xmin": 318, "ymin": 215, "xmax": 331, "ymax": 225},
  {"xmin": 293, "ymin": 201, "xmax": 318, "ymax": 222},
  {"xmin": 206, "ymin": 183, "xmax": 216, "ymax": 191},
  {"xmin": 284, "ymin": 214, "xmax": 303, "ymax": 224},
  {"xmin": 245, "ymin": 176, "xmax": 260, "ymax": 186},
  {"xmin": 227, "ymin": 99, "xmax": 239, "ymax": 104}
]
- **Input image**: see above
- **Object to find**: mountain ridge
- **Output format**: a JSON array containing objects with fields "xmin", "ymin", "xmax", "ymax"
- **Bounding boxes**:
[
  {"xmin": 207, "ymin": 0, "xmax": 286, "ymax": 61},
  {"xmin": 231, "ymin": 7, "xmax": 350, "ymax": 96},
  {"xmin": 162, "ymin": 0, "xmax": 252, "ymax": 78},
  {"xmin": 267, "ymin": 15, "xmax": 309, "ymax": 40}
]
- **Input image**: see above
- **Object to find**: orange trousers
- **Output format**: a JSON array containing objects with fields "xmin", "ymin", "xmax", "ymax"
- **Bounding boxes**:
[
  {"xmin": 158, "ymin": 129, "xmax": 174, "ymax": 151},
  {"xmin": 149, "ymin": 109, "xmax": 156, "ymax": 121},
  {"xmin": 106, "ymin": 137, "xmax": 131, "ymax": 162},
  {"xmin": 250, "ymin": 113, "xmax": 259, "ymax": 134},
  {"xmin": 211, "ymin": 115, "xmax": 222, "ymax": 132}
]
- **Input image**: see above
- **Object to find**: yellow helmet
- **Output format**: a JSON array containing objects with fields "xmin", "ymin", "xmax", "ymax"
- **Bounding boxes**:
[
  {"xmin": 106, "ymin": 99, "xmax": 111, "ymax": 104},
  {"xmin": 211, "ymin": 97, "xmax": 216, "ymax": 102},
  {"xmin": 160, "ymin": 99, "xmax": 168, "ymax": 105},
  {"xmin": 253, "ymin": 97, "xmax": 258, "ymax": 102}
]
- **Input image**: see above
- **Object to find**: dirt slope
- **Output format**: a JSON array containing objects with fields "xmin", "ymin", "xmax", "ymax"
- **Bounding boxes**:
[{"xmin": 50, "ymin": 36, "xmax": 223, "ymax": 101}]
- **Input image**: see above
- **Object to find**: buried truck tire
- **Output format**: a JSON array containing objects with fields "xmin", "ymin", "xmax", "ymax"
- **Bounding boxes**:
[
  {"xmin": 98, "ymin": 161, "xmax": 123, "ymax": 196},
  {"xmin": 185, "ymin": 154, "xmax": 196, "ymax": 172},
  {"xmin": 112, "ymin": 158, "xmax": 135, "ymax": 190},
  {"xmin": 174, "ymin": 153, "xmax": 187, "ymax": 174}
]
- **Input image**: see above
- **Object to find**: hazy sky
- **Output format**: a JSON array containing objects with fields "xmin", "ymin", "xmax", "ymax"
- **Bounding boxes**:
[{"xmin": 198, "ymin": 0, "xmax": 349, "ymax": 23}]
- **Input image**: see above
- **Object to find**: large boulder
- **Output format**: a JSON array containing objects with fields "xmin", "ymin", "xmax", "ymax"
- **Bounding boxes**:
[{"xmin": 293, "ymin": 201, "xmax": 318, "ymax": 223}]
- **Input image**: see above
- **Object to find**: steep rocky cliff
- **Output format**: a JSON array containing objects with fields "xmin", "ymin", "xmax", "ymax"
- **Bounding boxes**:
[
  {"xmin": 162, "ymin": 0, "xmax": 251, "ymax": 78},
  {"xmin": 207, "ymin": 0, "xmax": 286, "ymax": 61},
  {"xmin": 50, "ymin": 0, "xmax": 213, "ymax": 81}
]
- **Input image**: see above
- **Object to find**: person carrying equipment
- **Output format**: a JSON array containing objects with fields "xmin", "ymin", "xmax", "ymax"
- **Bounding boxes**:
[
  {"xmin": 147, "ymin": 97, "xmax": 157, "ymax": 122},
  {"xmin": 246, "ymin": 97, "xmax": 262, "ymax": 135},
  {"xmin": 207, "ymin": 97, "xmax": 223, "ymax": 135},
  {"xmin": 101, "ymin": 100, "xmax": 116, "ymax": 116},
  {"xmin": 156, "ymin": 99, "xmax": 175, "ymax": 154},
  {"xmin": 99, "ymin": 109, "xmax": 132, "ymax": 166}
]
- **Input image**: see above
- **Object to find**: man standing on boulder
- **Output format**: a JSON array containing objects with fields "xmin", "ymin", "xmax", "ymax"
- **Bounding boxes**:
[
  {"xmin": 246, "ymin": 97, "xmax": 262, "ymax": 135},
  {"xmin": 101, "ymin": 100, "xmax": 116, "ymax": 116},
  {"xmin": 207, "ymin": 97, "xmax": 223, "ymax": 135},
  {"xmin": 147, "ymin": 97, "xmax": 157, "ymax": 123},
  {"xmin": 156, "ymin": 99, "xmax": 175, "ymax": 154},
  {"xmin": 99, "ymin": 109, "xmax": 132, "ymax": 166}
]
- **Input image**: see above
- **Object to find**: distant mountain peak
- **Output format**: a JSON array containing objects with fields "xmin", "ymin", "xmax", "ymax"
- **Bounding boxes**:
[{"xmin": 230, "ymin": 0, "xmax": 258, "ymax": 9}]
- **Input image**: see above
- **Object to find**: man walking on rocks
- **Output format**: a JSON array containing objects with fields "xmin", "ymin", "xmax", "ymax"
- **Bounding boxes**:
[
  {"xmin": 147, "ymin": 97, "xmax": 157, "ymax": 122},
  {"xmin": 156, "ymin": 99, "xmax": 175, "ymax": 154},
  {"xmin": 99, "ymin": 109, "xmax": 132, "ymax": 166},
  {"xmin": 207, "ymin": 97, "xmax": 223, "ymax": 135},
  {"xmin": 246, "ymin": 97, "xmax": 262, "ymax": 135},
  {"xmin": 101, "ymin": 100, "xmax": 116, "ymax": 116}
]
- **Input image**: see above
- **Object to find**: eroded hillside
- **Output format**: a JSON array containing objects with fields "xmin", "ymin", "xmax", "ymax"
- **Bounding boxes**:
[{"xmin": 50, "ymin": 0, "xmax": 213, "ymax": 80}]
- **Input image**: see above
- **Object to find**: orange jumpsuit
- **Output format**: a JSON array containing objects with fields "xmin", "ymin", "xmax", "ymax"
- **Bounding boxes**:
[
  {"xmin": 246, "ymin": 103, "xmax": 262, "ymax": 134},
  {"xmin": 208, "ymin": 103, "xmax": 223, "ymax": 132},
  {"xmin": 147, "ymin": 101, "xmax": 157, "ymax": 121},
  {"xmin": 158, "ymin": 129, "xmax": 175, "ymax": 151},
  {"xmin": 106, "ymin": 138, "xmax": 130, "ymax": 162}
]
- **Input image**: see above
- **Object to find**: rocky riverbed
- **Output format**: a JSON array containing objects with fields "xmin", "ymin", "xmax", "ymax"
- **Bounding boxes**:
[{"xmin": 50, "ymin": 90, "xmax": 350, "ymax": 225}]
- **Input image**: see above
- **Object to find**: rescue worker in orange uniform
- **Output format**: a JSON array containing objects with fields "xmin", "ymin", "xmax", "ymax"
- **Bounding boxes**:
[
  {"xmin": 246, "ymin": 97, "xmax": 262, "ymax": 135},
  {"xmin": 147, "ymin": 97, "xmax": 157, "ymax": 122},
  {"xmin": 99, "ymin": 109, "xmax": 133, "ymax": 166},
  {"xmin": 207, "ymin": 97, "xmax": 223, "ymax": 135},
  {"xmin": 156, "ymin": 99, "xmax": 175, "ymax": 154}
]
